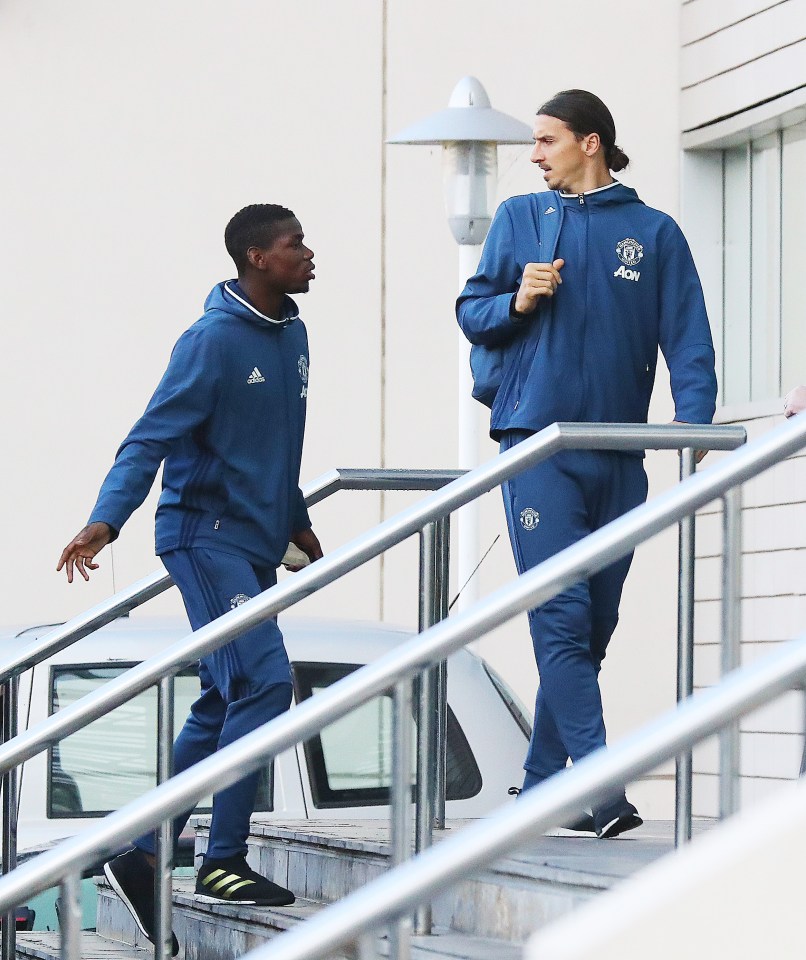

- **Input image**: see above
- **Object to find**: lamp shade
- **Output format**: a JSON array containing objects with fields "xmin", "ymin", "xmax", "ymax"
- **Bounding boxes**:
[
  {"xmin": 387, "ymin": 76, "xmax": 534, "ymax": 145},
  {"xmin": 388, "ymin": 77, "xmax": 533, "ymax": 244}
]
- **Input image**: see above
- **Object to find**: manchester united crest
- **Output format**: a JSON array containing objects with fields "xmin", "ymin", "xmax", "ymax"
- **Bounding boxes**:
[
  {"xmin": 519, "ymin": 507, "xmax": 540, "ymax": 531},
  {"xmin": 616, "ymin": 238, "xmax": 644, "ymax": 266},
  {"xmin": 298, "ymin": 355, "xmax": 309, "ymax": 398}
]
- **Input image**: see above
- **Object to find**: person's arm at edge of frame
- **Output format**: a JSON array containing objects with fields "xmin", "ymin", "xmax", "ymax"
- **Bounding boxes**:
[
  {"xmin": 657, "ymin": 220, "xmax": 718, "ymax": 464},
  {"xmin": 784, "ymin": 385, "xmax": 806, "ymax": 418},
  {"xmin": 57, "ymin": 326, "xmax": 221, "ymax": 583}
]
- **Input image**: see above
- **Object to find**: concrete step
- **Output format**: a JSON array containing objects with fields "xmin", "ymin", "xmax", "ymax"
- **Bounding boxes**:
[
  {"xmin": 95, "ymin": 875, "xmax": 519, "ymax": 960},
  {"xmin": 193, "ymin": 817, "xmax": 692, "ymax": 942},
  {"xmin": 20, "ymin": 818, "xmax": 705, "ymax": 960},
  {"xmin": 16, "ymin": 930, "xmax": 151, "ymax": 960}
]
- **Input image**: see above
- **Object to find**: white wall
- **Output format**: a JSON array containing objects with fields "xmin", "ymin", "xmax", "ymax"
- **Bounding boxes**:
[{"xmin": 0, "ymin": 0, "xmax": 687, "ymax": 811}]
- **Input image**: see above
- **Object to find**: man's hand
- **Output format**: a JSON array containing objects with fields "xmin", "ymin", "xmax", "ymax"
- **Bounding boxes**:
[
  {"xmin": 514, "ymin": 259, "xmax": 565, "ymax": 316},
  {"xmin": 670, "ymin": 421, "xmax": 707, "ymax": 464},
  {"xmin": 287, "ymin": 527, "xmax": 323, "ymax": 571},
  {"xmin": 784, "ymin": 386, "xmax": 806, "ymax": 418},
  {"xmin": 57, "ymin": 522, "xmax": 113, "ymax": 583}
]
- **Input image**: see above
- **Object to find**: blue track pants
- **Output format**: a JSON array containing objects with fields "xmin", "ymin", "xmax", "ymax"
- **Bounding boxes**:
[
  {"xmin": 500, "ymin": 431, "xmax": 648, "ymax": 788},
  {"xmin": 135, "ymin": 547, "xmax": 292, "ymax": 860}
]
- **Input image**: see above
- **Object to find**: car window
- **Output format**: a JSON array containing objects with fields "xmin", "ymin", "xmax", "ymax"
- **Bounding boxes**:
[
  {"xmin": 292, "ymin": 662, "xmax": 482, "ymax": 808},
  {"xmin": 48, "ymin": 664, "xmax": 272, "ymax": 817}
]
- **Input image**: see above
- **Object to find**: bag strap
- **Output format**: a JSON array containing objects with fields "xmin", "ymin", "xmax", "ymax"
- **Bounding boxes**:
[{"xmin": 528, "ymin": 190, "xmax": 563, "ymax": 261}]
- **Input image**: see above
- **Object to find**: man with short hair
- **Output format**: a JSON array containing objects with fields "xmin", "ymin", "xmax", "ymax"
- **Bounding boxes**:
[
  {"xmin": 457, "ymin": 90, "xmax": 717, "ymax": 838},
  {"xmin": 58, "ymin": 204, "xmax": 322, "ymax": 952}
]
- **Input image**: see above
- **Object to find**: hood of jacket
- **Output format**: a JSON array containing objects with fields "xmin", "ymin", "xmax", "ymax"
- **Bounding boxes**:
[{"xmin": 203, "ymin": 280, "xmax": 300, "ymax": 327}]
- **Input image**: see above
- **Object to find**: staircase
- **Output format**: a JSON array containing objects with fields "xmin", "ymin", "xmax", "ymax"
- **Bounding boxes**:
[{"xmin": 15, "ymin": 817, "xmax": 707, "ymax": 960}]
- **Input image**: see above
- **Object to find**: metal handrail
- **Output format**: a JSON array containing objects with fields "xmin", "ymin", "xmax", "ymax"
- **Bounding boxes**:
[
  {"xmin": 0, "ymin": 469, "xmax": 463, "ymax": 687},
  {"xmin": 0, "ymin": 467, "xmax": 460, "ymax": 958},
  {"xmin": 252, "ymin": 636, "xmax": 806, "ymax": 960},
  {"xmin": 0, "ymin": 417, "xmax": 801, "ymax": 931},
  {"xmin": 0, "ymin": 424, "xmax": 742, "ymax": 777}
]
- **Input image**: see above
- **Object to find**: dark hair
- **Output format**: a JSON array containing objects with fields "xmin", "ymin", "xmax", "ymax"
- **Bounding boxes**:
[
  {"xmin": 537, "ymin": 89, "xmax": 629, "ymax": 172},
  {"xmin": 224, "ymin": 204, "xmax": 296, "ymax": 271}
]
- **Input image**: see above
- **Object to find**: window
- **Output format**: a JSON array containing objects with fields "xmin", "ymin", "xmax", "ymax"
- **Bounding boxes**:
[
  {"xmin": 292, "ymin": 662, "xmax": 482, "ymax": 809},
  {"xmin": 719, "ymin": 122, "xmax": 806, "ymax": 405},
  {"xmin": 48, "ymin": 664, "xmax": 273, "ymax": 817}
]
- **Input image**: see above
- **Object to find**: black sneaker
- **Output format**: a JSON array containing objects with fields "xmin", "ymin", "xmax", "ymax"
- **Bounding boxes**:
[
  {"xmin": 594, "ymin": 798, "xmax": 643, "ymax": 839},
  {"xmin": 103, "ymin": 848, "xmax": 179, "ymax": 956},
  {"xmin": 195, "ymin": 855, "xmax": 295, "ymax": 906},
  {"xmin": 508, "ymin": 787, "xmax": 595, "ymax": 833}
]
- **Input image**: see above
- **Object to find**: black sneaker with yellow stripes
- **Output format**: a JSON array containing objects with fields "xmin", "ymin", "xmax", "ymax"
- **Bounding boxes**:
[{"xmin": 194, "ymin": 855, "xmax": 295, "ymax": 906}]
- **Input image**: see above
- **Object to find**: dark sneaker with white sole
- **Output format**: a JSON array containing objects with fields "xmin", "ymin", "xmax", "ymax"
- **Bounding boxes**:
[
  {"xmin": 594, "ymin": 799, "xmax": 643, "ymax": 839},
  {"xmin": 195, "ymin": 855, "xmax": 295, "ymax": 906},
  {"xmin": 508, "ymin": 787, "xmax": 596, "ymax": 833},
  {"xmin": 103, "ymin": 848, "xmax": 179, "ymax": 957}
]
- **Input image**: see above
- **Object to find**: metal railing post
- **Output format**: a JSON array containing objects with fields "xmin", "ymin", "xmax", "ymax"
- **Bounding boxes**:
[
  {"xmin": 719, "ymin": 487, "xmax": 743, "ymax": 817},
  {"xmin": 6, "ymin": 422, "xmax": 806, "ymax": 956},
  {"xmin": 0, "ymin": 423, "xmax": 759, "ymax": 942},
  {"xmin": 675, "ymin": 447, "xmax": 697, "ymax": 847},
  {"xmin": 155, "ymin": 676, "xmax": 175, "ymax": 960},
  {"xmin": 390, "ymin": 679, "xmax": 413, "ymax": 960},
  {"xmin": 60, "ymin": 872, "xmax": 82, "ymax": 960},
  {"xmin": 414, "ymin": 525, "xmax": 438, "ymax": 935},
  {"xmin": 1, "ymin": 676, "xmax": 18, "ymax": 960},
  {"xmin": 433, "ymin": 516, "xmax": 450, "ymax": 830}
]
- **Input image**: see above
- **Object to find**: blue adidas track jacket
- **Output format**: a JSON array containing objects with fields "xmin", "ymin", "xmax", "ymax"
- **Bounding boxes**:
[
  {"xmin": 457, "ymin": 182, "xmax": 717, "ymax": 439},
  {"xmin": 88, "ymin": 281, "xmax": 311, "ymax": 566}
]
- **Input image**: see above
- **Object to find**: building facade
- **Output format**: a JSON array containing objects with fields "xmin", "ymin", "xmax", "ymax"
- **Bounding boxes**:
[
  {"xmin": 1, "ymin": 0, "xmax": 803, "ymax": 819},
  {"xmin": 679, "ymin": 0, "xmax": 806, "ymax": 815}
]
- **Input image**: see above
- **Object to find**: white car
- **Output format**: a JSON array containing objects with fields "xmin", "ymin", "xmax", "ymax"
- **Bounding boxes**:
[{"xmin": 3, "ymin": 614, "xmax": 530, "ymax": 861}]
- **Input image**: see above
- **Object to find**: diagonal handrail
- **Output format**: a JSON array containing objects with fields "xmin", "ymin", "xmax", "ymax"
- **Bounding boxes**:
[
  {"xmin": 0, "ymin": 423, "xmax": 743, "ymax": 775},
  {"xmin": 249, "ymin": 636, "xmax": 806, "ymax": 960},
  {"xmin": 0, "ymin": 469, "xmax": 463, "ymax": 687},
  {"xmin": 0, "ymin": 416, "xmax": 800, "ymax": 920}
]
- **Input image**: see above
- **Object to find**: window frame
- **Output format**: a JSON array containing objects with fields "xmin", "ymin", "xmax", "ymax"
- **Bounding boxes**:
[
  {"xmin": 46, "ymin": 661, "xmax": 274, "ymax": 819},
  {"xmin": 682, "ymin": 99, "xmax": 806, "ymax": 417},
  {"xmin": 291, "ymin": 661, "xmax": 482, "ymax": 810}
]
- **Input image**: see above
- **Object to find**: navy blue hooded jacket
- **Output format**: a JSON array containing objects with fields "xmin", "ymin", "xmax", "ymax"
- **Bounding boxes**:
[
  {"xmin": 88, "ymin": 281, "xmax": 311, "ymax": 567},
  {"xmin": 457, "ymin": 182, "xmax": 717, "ymax": 440}
]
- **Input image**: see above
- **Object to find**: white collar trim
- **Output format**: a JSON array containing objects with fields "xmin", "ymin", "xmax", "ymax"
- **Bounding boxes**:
[
  {"xmin": 560, "ymin": 179, "xmax": 620, "ymax": 199},
  {"xmin": 224, "ymin": 282, "xmax": 291, "ymax": 326}
]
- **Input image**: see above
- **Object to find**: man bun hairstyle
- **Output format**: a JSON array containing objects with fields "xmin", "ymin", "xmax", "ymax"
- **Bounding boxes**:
[
  {"xmin": 225, "ymin": 203, "xmax": 296, "ymax": 272},
  {"xmin": 537, "ymin": 89, "xmax": 630, "ymax": 172}
]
